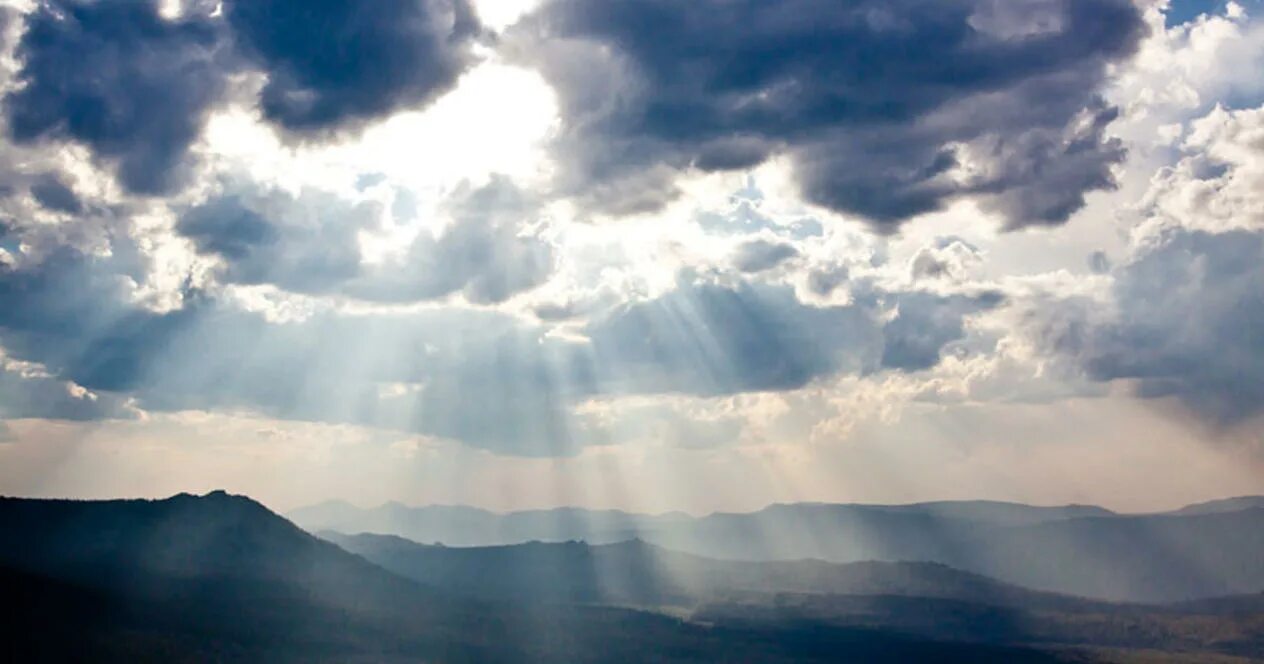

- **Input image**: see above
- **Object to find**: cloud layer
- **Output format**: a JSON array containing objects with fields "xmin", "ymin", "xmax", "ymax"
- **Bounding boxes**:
[{"xmin": 0, "ymin": 0, "xmax": 1260, "ymax": 469}]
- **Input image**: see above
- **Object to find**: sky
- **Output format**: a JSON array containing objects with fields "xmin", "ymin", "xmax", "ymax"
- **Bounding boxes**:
[{"xmin": 0, "ymin": 0, "xmax": 1262, "ymax": 514}]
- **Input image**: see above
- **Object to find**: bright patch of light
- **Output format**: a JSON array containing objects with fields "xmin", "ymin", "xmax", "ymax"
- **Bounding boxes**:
[
  {"xmin": 473, "ymin": 0, "xmax": 542, "ymax": 31},
  {"xmin": 203, "ymin": 61, "xmax": 557, "ymax": 200}
]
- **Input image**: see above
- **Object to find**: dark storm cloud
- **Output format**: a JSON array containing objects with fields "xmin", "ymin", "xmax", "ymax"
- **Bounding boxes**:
[
  {"xmin": 510, "ymin": 0, "xmax": 1145, "ymax": 228},
  {"xmin": 1064, "ymin": 230, "xmax": 1264, "ymax": 425},
  {"xmin": 223, "ymin": 0, "xmax": 481, "ymax": 132},
  {"xmin": 2, "ymin": 0, "xmax": 483, "ymax": 195},
  {"xmin": 4, "ymin": 0, "xmax": 228, "ymax": 194}
]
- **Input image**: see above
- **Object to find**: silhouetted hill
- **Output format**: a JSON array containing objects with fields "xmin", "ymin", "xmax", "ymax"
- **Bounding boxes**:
[
  {"xmin": 0, "ymin": 489, "xmax": 476, "ymax": 621},
  {"xmin": 1167, "ymin": 495, "xmax": 1264, "ymax": 516}
]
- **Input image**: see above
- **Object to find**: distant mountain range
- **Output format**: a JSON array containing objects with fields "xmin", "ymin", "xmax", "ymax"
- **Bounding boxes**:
[
  {"xmin": 292, "ymin": 497, "xmax": 1264, "ymax": 602},
  {"xmin": 6, "ymin": 491, "xmax": 1264, "ymax": 661},
  {"xmin": 322, "ymin": 532, "xmax": 1097, "ymax": 611}
]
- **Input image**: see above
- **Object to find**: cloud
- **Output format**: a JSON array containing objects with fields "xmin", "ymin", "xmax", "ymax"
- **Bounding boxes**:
[
  {"xmin": 1137, "ymin": 104, "xmax": 1264, "ymax": 234},
  {"xmin": 695, "ymin": 180, "xmax": 825, "ymax": 239},
  {"xmin": 224, "ymin": 0, "xmax": 482, "ymax": 133},
  {"xmin": 730, "ymin": 239, "xmax": 799, "ymax": 273},
  {"xmin": 1034, "ymin": 103, "xmax": 1264, "ymax": 426},
  {"xmin": 0, "ymin": 243, "xmax": 580, "ymax": 454},
  {"xmin": 585, "ymin": 278, "xmax": 1003, "ymax": 396},
  {"xmin": 806, "ymin": 263, "xmax": 850, "ymax": 297},
  {"xmin": 909, "ymin": 237, "xmax": 983, "ymax": 281},
  {"xmin": 347, "ymin": 176, "xmax": 555, "ymax": 304},
  {"xmin": 5, "ymin": 0, "xmax": 228, "ymax": 194},
  {"xmin": 179, "ymin": 176, "xmax": 554, "ymax": 304},
  {"xmin": 509, "ymin": 0, "xmax": 1145, "ymax": 228},
  {"xmin": 0, "ymin": 360, "xmax": 133, "ymax": 422},
  {"xmin": 585, "ymin": 280, "xmax": 879, "ymax": 396},
  {"xmin": 178, "ymin": 185, "xmax": 375, "ymax": 295},
  {"xmin": 1087, "ymin": 250, "xmax": 1112, "ymax": 274},
  {"xmin": 880, "ymin": 291, "xmax": 1003, "ymax": 371},
  {"xmin": 1059, "ymin": 229, "xmax": 1264, "ymax": 425},
  {"xmin": 29, "ymin": 173, "xmax": 81, "ymax": 214}
]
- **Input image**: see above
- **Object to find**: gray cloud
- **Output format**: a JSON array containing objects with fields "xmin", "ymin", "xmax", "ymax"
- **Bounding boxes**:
[
  {"xmin": 0, "ymin": 361, "xmax": 133, "ymax": 422},
  {"xmin": 806, "ymin": 264, "xmax": 850, "ymax": 296},
  {"xmin": 5, "ymin": 0, "xmax": 228, "ymax": 194},
  {"xmin": 178, "ymin": 186, "xmax": 372, "ymax": 294},
  {"xmin": 1058, "ymin": 230, "xmax": 1264, "ymax": 425},
  {"xmin": 178, "ymin": 177, "xmax": 553, "ymax": 304},
  {"xmin": 29, "ymin": 173, "xmax": 81, "ymax": 214},
  {"xmin": 730, "ymin": 239, "xmax": 799, "ymax": 273},
  {"xmin": 585, "ymin": 280, "xmax": 881, "ymax": 396},
  {"xmin": 0, "ymin": 244, "xmax": 584, "ymax": 455},
  {"xmin": 2, "ymin": 0, "xmax": 485, "ymax": 196},
  {"xmin": 1029, "ymin": 102, "xmax": 1264, "ymax": 427},
  {"xmin": 585, "ymin": 278, "xmax": 1003, "ymax": 395},
  {"xmin": 347, "ymin": 177, "xmax": 554, "ymax": 305},
  {"xmin": 509, "ymin": 0, "xmax": 1145, "ymax": 228},
  {"xmin": 1087, "ymin": 250, "xmax": 1112, "ymax": 274},
  {"xmin": 224, "ymin": 0, "xmax": 481, "ymax": 133},
  {"xmin": 909, "ymin": 236, "xmax": 983, "ymax": 281},
  {"xmin": 880, "ymin": 290, "xmax": 1003, "ymax": 371}
]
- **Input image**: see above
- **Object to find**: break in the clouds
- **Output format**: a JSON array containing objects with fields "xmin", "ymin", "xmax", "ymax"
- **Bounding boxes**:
[{"xmin": 508, "ymin": 0, "xmax": 1146, "ymax": 228}]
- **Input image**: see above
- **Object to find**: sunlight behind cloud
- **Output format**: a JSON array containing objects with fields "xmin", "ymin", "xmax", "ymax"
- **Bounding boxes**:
[{"xmin": 203, "ymin": 62, "xmax": 557, "ymax": 195}]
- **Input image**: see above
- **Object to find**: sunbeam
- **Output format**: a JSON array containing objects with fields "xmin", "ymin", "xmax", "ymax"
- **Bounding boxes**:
[{"xmin": 1, "ymin": 0, "xmax": 1263, "ymax": 660}]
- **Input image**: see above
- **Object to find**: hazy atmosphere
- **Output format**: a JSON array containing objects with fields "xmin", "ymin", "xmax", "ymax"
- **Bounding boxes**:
[
  {"xmin": 1, "ymin": 0, "xmax": 1262, "ymax": 517},
  {"xmin": 5, "ymin": 1, "xmax": 1264, "ymax": 662}
]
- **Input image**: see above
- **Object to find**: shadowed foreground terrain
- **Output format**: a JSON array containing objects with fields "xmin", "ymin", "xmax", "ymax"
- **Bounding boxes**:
[{"xmin": 3, "ymin": 492, "xmax": 1263, "ymax": 662}]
